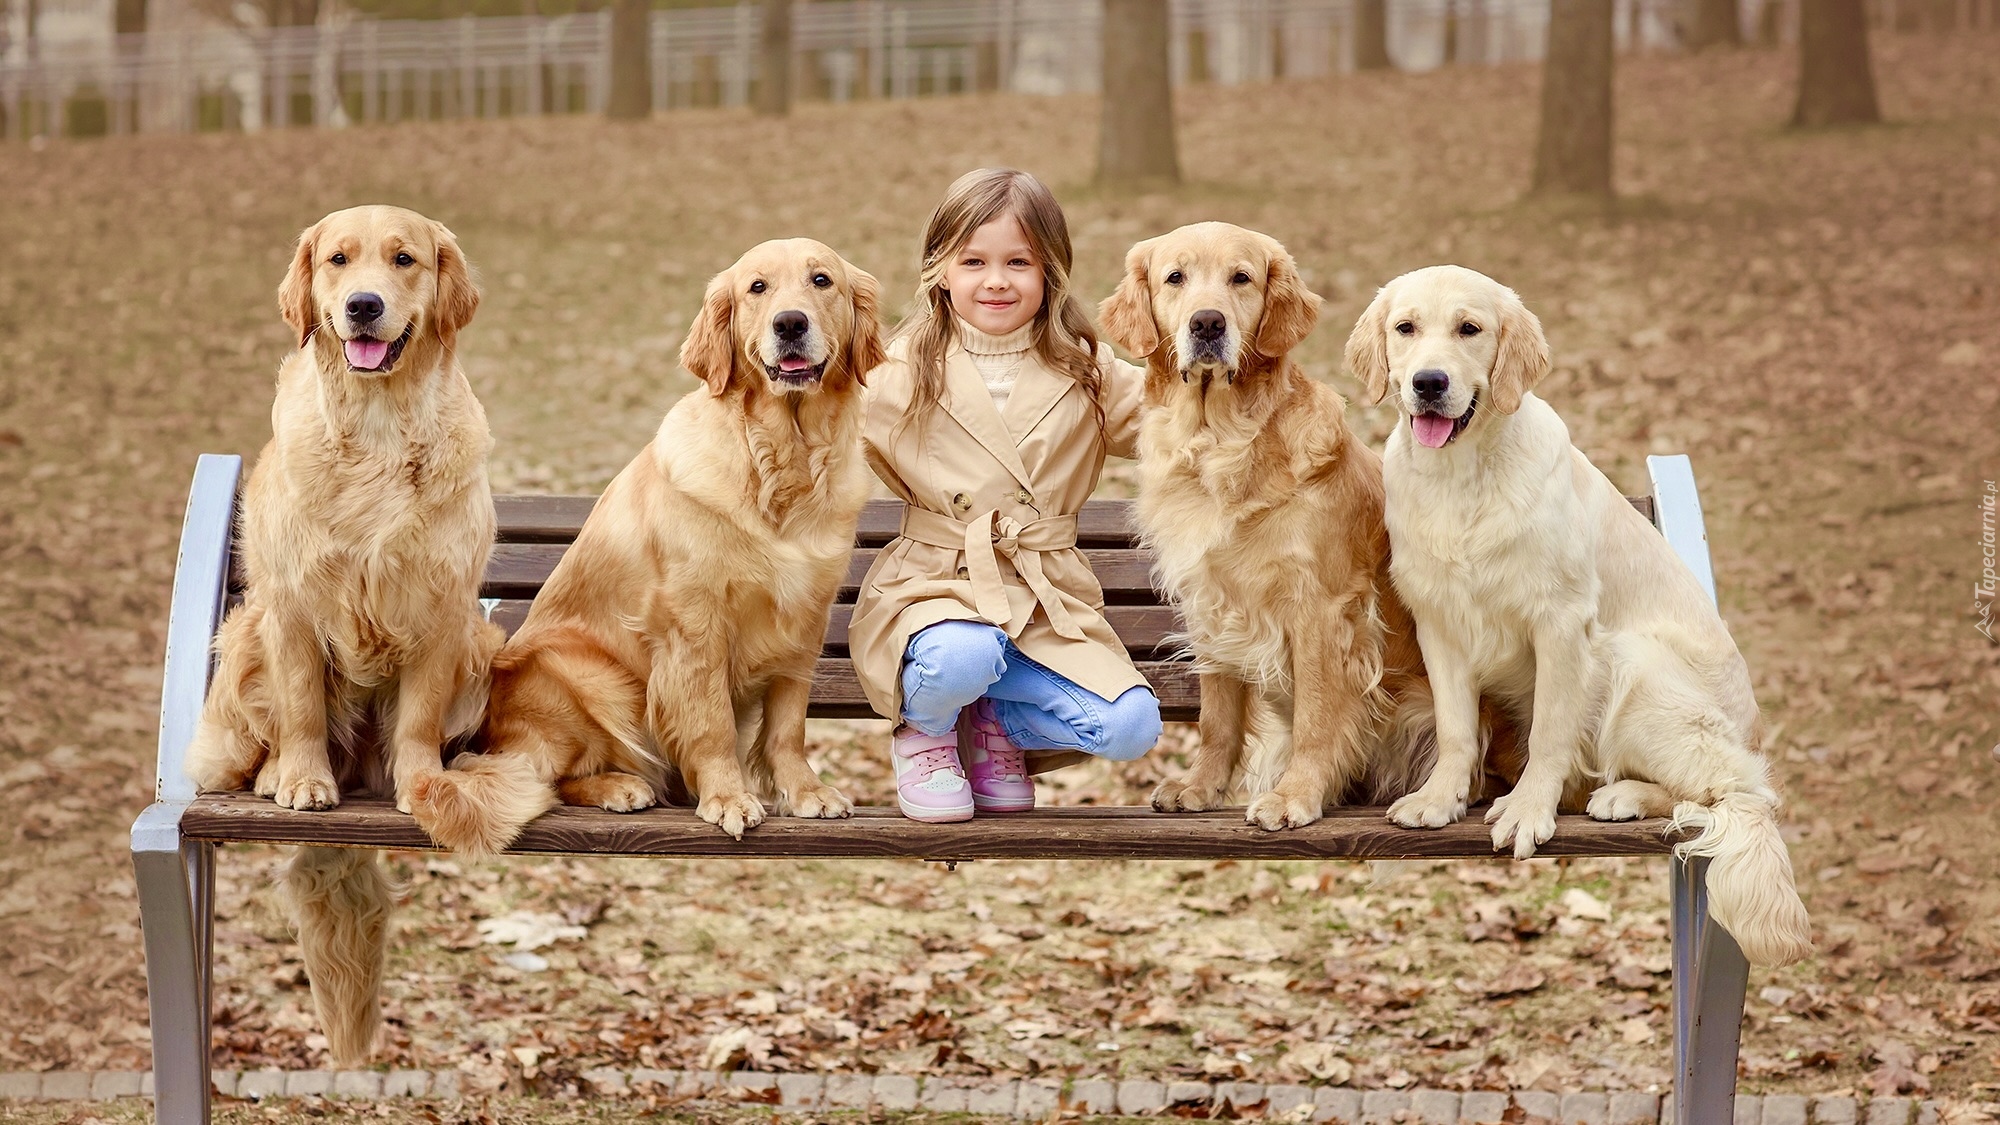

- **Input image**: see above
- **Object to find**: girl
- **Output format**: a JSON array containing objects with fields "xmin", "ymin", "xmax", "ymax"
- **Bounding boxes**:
[{"xmin": 851, "ymin": 168, "xmax": 1163, "ymax": 823}]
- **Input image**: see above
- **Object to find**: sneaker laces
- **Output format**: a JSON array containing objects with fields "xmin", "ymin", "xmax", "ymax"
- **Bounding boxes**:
[
  {"xmin": 903, "ymin": 742, "xmax": 964, "ymax": 785},
  {"xmin": 969, "ymin": 711, "xmax": 1026, "ymax": 782}
]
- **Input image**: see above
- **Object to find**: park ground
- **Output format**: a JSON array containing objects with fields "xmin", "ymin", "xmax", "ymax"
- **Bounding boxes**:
[{"xmin": 0, "ymin": 30, "xmax": 1997, "ymax": 1114}]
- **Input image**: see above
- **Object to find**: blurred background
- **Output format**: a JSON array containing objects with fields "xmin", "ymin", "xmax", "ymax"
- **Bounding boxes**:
[{"xmin": 0, "ymin": 0, "xmax": 1996, "ymax": 1116}]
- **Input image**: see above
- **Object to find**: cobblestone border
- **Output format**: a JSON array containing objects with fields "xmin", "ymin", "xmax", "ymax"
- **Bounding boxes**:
[{"xmin": 0, "ymin": 1070, "xmax": 1945, "ymax": 1124}]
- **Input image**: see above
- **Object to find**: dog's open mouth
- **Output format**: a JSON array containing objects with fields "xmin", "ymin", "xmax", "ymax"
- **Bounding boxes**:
[
  {"xmin": 1412, "ymin": 395, "xmax": 1476, "ymax": 449},
  {"xmin": 765, "ymin": 354, "xmax": 827, "ymax": 388},
  {"xmin": 344, "ymin": 324, "xmax": 412, "ymax": 373}
]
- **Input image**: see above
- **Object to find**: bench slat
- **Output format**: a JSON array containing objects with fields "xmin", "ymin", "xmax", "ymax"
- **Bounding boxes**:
[
  {"xmin": 483, "ymin": 544, "xmax": 1163, "ymax": 603},
  {"xmin": 485, "ymin": 601, "xmax": 1188, "ymax": 655},
  {"xmin": 495, "ymin": 495, "xmax": 1146, "ymax": 547},
  {"xmin": 179, "ymin": 792, "xmax": 1681, "ymax": 858}
]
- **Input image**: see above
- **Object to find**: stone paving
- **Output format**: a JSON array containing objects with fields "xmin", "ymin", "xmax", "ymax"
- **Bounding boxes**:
[{"xmin": 0, "ymin": 1069, "xmax": 1946, "ymax": 1123}]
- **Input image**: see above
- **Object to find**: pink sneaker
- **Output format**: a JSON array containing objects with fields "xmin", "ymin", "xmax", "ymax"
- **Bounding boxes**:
[
  {"xmin": 964, "ymin": 699, "xmax": 1036, "ymax": 813},
  {"xmin": 892, "ymin": 726, "xmax": 975, "ymax": 823}
]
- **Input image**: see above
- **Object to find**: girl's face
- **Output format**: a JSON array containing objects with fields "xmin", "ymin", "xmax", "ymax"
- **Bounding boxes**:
[{"xmin": 943, "ymin": 212, "xmax": 1045, "ymax": 337}]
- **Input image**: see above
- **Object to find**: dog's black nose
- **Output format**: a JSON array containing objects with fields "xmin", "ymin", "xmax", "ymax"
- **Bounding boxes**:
[
  {"xmin": 1412, "ymin": 369, "xmax": 1450, "ymax": 400},
  {"xmin": 1189, "ymin": 309, "xmax": 1227, "ymax": 341},
  {"xmin": 773, "ymin": 310, "xmax": 810, "ymax": 342},
  {"xmin": 346, "ymin": 292, "xmax": 384, "ymax": 324}
]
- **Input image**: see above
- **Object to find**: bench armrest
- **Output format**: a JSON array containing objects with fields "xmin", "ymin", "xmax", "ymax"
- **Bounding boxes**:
[
  {"xmin": 1646, "ymin": 454, "xmax": 1717, "ymax": 611},
  {"xmin": 155, "ymin": 455, "xmax": 242, "ymax": 803}
]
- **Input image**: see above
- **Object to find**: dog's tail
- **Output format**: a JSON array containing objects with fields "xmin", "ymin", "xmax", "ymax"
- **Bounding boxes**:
[
  {"xmin": 287, "ymin": 845, "xmax": 393, "ymax": 1066},
  {"xmin": 408, "ymin": 750, "xmax": 555, "ymax": 859},
  {"xmin": 1669, "ymin": 791, "xmax": 1814, "ymax": 968}
]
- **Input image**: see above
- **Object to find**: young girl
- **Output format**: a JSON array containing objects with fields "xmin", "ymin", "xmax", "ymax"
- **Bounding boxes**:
[{"xmin": 850, "ymin": 168, "xmax": 1162, "ymax": 823}]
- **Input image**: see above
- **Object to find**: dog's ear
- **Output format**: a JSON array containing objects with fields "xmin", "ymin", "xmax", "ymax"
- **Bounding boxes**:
[
  {"xmin": 1253, "ymin": 246, "xmax": 1322, "ymax": 358},
  {"xmin": 1343, "ymin": 285, "xmax": 1394, "ymax": 405},
  {"xmin": 680, "ymin": 270, "xmax": 737, "ymax": 396},
  {"xmin": 1487, "ymin": 286, "xmax": 1550, "ymax": 415},
  {"xmin": 433, "ymin": 221, "xmax": 481, "ymax": 346},
  {"xmin": 278, "ymin": 220, "xmax": 322, "ymax": 349},
  {"xmin": 846, "ymin": 264, "xmax": 887, "ymax": 386},
  {"xmin": 1097, "ymin": 238, "xmax": 1160, "ymax": 358}
]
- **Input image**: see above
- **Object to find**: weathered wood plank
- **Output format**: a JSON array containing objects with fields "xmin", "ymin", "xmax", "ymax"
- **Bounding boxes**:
[
  {"xmin": 483, "ymin": 543, "xmax": 1164, "ymax": 602},
  {"xmin": 485, "ymin": 600, "xmax": 1188, "ymax": 655},
  {"xmin": 181, "ymin": 792, "xmax": 1683, "ymax": 859},
  {"xmin": 493, "ymin": 495, "xmax": 1653, "ymax": 546}
]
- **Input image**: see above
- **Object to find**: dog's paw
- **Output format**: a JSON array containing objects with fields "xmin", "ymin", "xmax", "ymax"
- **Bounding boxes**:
[
  {"xmin": 790, "ymin": 784, "xmax": 853, "ymax": 820},
  {"xmin": 272, "ymin": 770, "xmax": 341, "ymax": 811},
  {"xmin": 1246, "ymin": 791, "xmax": 1321, "ymax": 831},
  {"xmin": 252, "ymin": 758, "xmax": 280, "ymax": 797},
  {"xmin": 597, "ymin": 773, "xmax": 658, "ymax": 813},
  {"xmin": 1151, "ymin": 778, "xmax": 1229, "ymax": 813},
  {"xmin": 1585, "ymin": 780, "xmax": 1663, "ymax": 822},
  {"xmin": 698, "ymin": 792, "xmax": 767, "ymax": 840},
  {"xmin": 1486, "ymin": 791, "xmax": 1557, "ymax": 859},
  {"xmin": 1387, "ymin": 786, "xmax": 1465, "ymax": 829},
  {"xmin": 190, "ymin": 761, "xmax": 257, "ymax": 794}
]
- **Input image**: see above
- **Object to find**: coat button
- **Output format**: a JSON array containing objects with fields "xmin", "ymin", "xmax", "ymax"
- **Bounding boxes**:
[
  {"xmin": 956, "ymin": 566, "xmax": 970, "ymax": 580},
  {"xmin": 951, "ymin": 492, "xmax": 971, "ymax": 511},
  {"xmin": 1013, "ymin": 489, "xmax": 1033, "ymax": 505}
]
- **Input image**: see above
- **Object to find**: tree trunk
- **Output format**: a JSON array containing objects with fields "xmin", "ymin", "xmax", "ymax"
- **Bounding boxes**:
[
  {"xmin": 1793, "ymin": 0, "xmax": 1880, "ymax": 125},
  {"xmin": 1097, "ymin": 0, "xmax": 1179, "ymax": 186},
  {"xmin": 606, "ymin": 0, "xmax": 651, "ymax": 121},
  {"xmin": 1353, "ymin": 0, "xmax": 1392, "ymax": 69},
  {"xmin": 1531, "ymin": 0, "xmax": 1614, "ymax": 197},
  {"xmin": 1685, "ymin": 0, "xmax": 1742, "ymax": 48},
  {"xmin": 755, "ymin": 0, "xmax": 792, "ymax": 116}
]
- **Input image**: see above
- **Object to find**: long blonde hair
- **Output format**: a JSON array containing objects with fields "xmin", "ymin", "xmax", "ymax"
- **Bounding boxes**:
[{"xmin": 893, "ymin": 168, "xmax": 1105, "ymax": 434}]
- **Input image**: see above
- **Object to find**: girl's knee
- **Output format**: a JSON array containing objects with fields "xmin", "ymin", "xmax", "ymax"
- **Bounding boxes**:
[
  {"xmin": 902, "ymin": 622, "xmax": 1009, "ymax": 720},
  {"xmin": 1091, "ymin": 689, "xmax": 1163, "ymax": 762}
]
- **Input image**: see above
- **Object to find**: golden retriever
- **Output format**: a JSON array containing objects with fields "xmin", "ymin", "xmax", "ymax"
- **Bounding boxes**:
[
  {"xmin": 1099, "ymin": 222, "xmax": 1439, "ymax": 829},
  {"xmin": 184, "ymin": 204, "xmax": 504, "ymax": 1062},
  {"xmin": 1346, "ymin": 264, "xmax": 1811, "ymax": 966},
  {"xmin": 410, "ymin": 239, "xmax": 886, "ymax": 853}
]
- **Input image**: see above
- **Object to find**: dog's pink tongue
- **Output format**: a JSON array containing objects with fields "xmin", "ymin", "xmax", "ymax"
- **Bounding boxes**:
[
  {"xmin": 1412, "ymin": 413, "xmax": 1456, "ymax": 449},
  {"xmin": 345, "ymin": 338, "xmax": 390, "ymax": 369},
  {"xmin": 779, "ymin": 356, "xmax": 812, "ymax": 372}
]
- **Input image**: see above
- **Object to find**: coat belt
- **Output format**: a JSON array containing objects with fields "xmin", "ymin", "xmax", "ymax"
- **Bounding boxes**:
[{"xmin": 898, "ymin": 505, "xmax": 1086, "ymax": 641}]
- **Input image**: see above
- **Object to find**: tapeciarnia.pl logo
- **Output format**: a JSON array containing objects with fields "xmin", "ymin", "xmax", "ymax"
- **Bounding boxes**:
[{"xmin": 1978, "ymin": 480, "xmax": 1997, "ymax": 642}]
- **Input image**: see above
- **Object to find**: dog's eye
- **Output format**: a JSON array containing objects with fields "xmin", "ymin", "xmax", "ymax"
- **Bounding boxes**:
[
  {"xmin": 395, "ymin": 252, "xmax": 415, "ymax": 267},
  {"xmin": 811, "ymin": 273, "xmax": 832, "ymax": 289},
  {"xmin": 1231, "ymin": 271, "xmax": 1251, "ymax": 285},
  {"xmin": 1459, "ymin": 322, "xmax": 1481, "ymax": 336},
  {"xmin": 1395, "ymin": 321, "xmax": 1415, "ymax": 336},
  {"xmin": 1165, "ymin": 270, "xmax": 1184, "ymax": 286},
  {"xmin": 329, "ymin": 252, "xmax": 347, "ymax": 266},
  {"xmin": 749, "ymin": 280, "xmax": 767, "ymax": 294}
]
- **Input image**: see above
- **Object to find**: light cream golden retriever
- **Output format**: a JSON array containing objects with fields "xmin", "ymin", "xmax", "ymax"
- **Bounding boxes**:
[
  {"xmin": 185, "ymin": 204, "xmax": 504, "ymax": 1062},
  {"xmin": 410, "ymin": 239, "xmax": 885, "ymax": 854},
  {"xmin": 1099, "ymin": 223, "xmax": 1442, "ymax": 829},
  {"xmin": 1347, "ymin": 263, "xmax": 1811, "ymax": 967}
]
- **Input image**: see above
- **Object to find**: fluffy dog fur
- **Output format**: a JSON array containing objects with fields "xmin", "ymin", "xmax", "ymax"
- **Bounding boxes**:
[
  {"xmin": 1347, "ymin": 263, "xmax": 1812, "ymax": 967},
  {"xmin": 185, "ymin": 205, "xmax": 504, "ymax": 1062},
  {"xmin": 1099, "ymin": 223, "xmax": 1441, "ymax": 829},
  {"xmin": 410, "ymin": 239, "xmax": 886, "ymax": 854}
]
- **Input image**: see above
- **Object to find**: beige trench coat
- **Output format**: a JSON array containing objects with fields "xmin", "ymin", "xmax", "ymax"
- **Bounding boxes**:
[{"xmin": 851, "ymin": 336, "xmax": 1150, "ymax": 722}]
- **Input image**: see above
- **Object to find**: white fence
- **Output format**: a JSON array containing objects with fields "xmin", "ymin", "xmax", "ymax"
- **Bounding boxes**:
[{"xmin": 0, "ymin": 0, "xmax": 1706, "ymax": 139}]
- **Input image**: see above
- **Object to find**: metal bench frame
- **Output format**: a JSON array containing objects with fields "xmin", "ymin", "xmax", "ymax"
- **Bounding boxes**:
[{"xmin": 132, "ymin": 452, "xmax": 1749, "ymax": 1124}]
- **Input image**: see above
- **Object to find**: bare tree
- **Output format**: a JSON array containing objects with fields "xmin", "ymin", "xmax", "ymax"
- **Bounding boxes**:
[
  {"xmin": 1685, "ymin": 0, "xmax": 1742, "ymax": 48},
  {"xmin": 1353, "ymin": 0, "xmax": 1392, "ymax": 69},
  {"xmin": 1531, "ymin": 0, "xmax": 1614, "ymax": 197},
  {"xmin": 606, "ymin": 0, "xmax": 651, "ymax": 120},
  {"xmin": 755, "ymin": 0, "xmax": 792, "ymax": 115},
  {"xmin": 1793, "ymin": 0, "xmax": 1879, "ymax": 125},
  {"xmin": 1097, "ymin": 0, "xmax": 1179, "ymax": 185}
]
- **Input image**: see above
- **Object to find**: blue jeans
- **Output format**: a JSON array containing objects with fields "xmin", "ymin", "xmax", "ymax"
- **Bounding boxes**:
[{"xmin": 900, "ymin": 620, "xmax": 1162, "ymax": 762}]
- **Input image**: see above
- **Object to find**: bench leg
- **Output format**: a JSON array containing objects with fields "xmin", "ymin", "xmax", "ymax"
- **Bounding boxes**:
[
  {"xmin": 1671, "ymin": 853, "xmax": 1748, "ymax": 1125},
  {"xmin": 133, "ymin": 802, "xmax": 214, "ymax": 1125}
]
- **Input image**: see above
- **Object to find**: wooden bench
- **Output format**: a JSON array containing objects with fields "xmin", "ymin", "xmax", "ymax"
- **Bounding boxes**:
[{"xmin": 132, "ymin": 452, "xmax": 1751, "ymax": 1125}]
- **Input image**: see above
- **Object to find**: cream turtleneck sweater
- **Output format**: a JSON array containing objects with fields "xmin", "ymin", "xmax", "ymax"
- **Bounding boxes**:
[{"xmin": 956, "ymin": 318, "xmax": 1036, "ymax": 411}]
